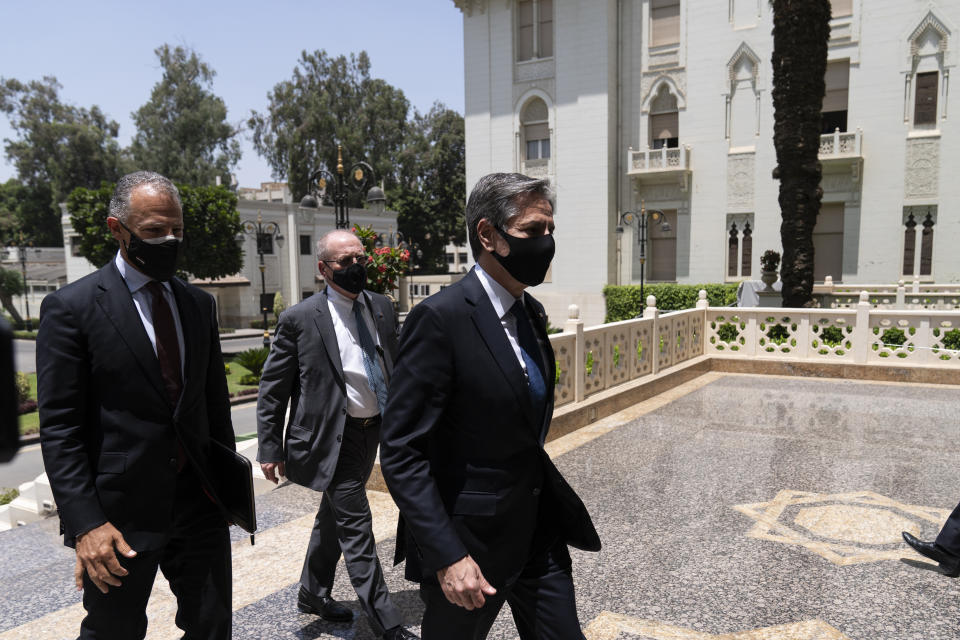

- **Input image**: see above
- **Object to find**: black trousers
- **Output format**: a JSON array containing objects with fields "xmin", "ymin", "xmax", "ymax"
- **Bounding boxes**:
[
  {"xmin": 419, "ymin": 540, "xmax": 585, "ymax": 640},
  {"xmin": 79, "ymin": 467, "xmax": 231, "ymax": 640},
  {"xmin": 300, "ymin": 419, "xmax": 402, "ymax": 635},
  {"xmin": 936, "ymin": 500, "xmax": 960, "ymax": 556}
]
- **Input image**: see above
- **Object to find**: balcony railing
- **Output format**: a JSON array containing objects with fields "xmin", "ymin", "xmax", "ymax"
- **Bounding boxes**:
[
  {"xmin": 819, "ymin": 128, "xmax": 862, "ymax": 159},
  {"xmin": 627, "ymin": 145, "xmax": 691, "ymax": 174}
]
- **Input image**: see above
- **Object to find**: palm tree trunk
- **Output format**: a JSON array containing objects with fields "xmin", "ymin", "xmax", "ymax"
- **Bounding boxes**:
[{"xmin": 770, "ymin": 0, "xmax": 832, "ymax": 307}]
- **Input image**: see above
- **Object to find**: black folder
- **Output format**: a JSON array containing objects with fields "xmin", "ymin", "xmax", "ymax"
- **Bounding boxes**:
[{"xmin": 207, "ymin": 440, "xmax": 257, "ymax": 534}]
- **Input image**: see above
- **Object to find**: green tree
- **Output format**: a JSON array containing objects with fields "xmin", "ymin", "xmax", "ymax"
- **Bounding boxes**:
[
  {"xmin": 770, "ymin": 0, "xmax": 831, "ymax": 307},
  {"xmin": 249, "ymin": 50, "xmax": 409, "ymax": 203},
  {"xmin": 0, "ymin": 76, "xmax": 127, "ymax": 245},
  {"xmin": 130, "ymin": 45, "xmax": 241, "ymax": 186},
  {"xmin": 0, "ymin": 267, "xmax": 24, "ymax": 327},
  {"xmin": 67, "ymin": 183, "xmax": 243, "ymax": 279},
  {"xmin": 390, "ymin": 104, "xmax": 466, "ymax": 274}
]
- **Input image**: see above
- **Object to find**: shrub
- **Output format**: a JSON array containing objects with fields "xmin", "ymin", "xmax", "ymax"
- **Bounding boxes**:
[
  {"xmin": 239, "ymin": 373, "xmax": 261, "ymax": 386},
  {"xmin": 235, "ymin": 347, "xmax": 269, "ymax": 378},
  {"xmin": 13, "ymin": 372, "xmax": 29, "ymax": 405},
  {"xmin": 249, "ymin": 319, "xmax": 278, "ymax": 329},
  {"xmin": 761, "ymin": 250, "xmax": 781, "ymax": 272},
  {"xmin": 18, "ymin": 399, "xmax": 37, "ymax": 415},
  {"xmin": 603, "ymin": 283, "xmax": 739, "ymax": 322},
  {"xmin": 0, "ymin": 488, "xmax": 18, "ymax": 506}
]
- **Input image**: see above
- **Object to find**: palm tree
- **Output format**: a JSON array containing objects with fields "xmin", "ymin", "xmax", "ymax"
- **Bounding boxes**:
[{"xmin": 770, "ymin": 0, "xmax": 831, "ymax": 307}]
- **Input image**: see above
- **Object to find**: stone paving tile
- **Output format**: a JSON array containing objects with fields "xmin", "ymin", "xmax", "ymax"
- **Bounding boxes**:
[{"xmin": 3, "ymin": 373, "xmax": 960, "ymax": 639}]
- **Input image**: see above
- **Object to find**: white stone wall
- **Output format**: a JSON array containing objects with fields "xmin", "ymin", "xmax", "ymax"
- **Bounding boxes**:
[{"xmin": 456, "ymin": 0, "xmax": 960, "ymax": 326}]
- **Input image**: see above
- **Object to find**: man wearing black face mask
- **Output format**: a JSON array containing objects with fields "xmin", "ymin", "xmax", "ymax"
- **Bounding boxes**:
[
  {"xmin": 37, "ymin": 171, "xmax": 236, "ymax": 639},
  {"xmin": 380, "ymin": 173, "xmax": 600, "ymax": 639},
  {"xmin": 256, "ymin": 230, "xmax": 416, "ymax": 640}
]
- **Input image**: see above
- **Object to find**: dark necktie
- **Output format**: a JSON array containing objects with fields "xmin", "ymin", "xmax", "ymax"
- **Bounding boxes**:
[
  {"xmin": 509, "ymin": 300, "xmax": 548, "ymax": 414},
  {"xmin": 145, "ymin": 281, "xmax": 182, "ymax": 407},
  {"xmin": 352, "ymin": 301, "xmax": 389, "ymax": 414}
]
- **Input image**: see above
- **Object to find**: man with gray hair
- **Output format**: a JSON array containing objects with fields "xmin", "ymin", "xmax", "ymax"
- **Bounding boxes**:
[
  {"xmin": 381, "ymin": 173, "xmax": 600, "ymax": 638},
  {"xmin": 257, "ymin": 229, "xmax": 416, "ymax": 639},
  {"xmin": 37, "ymin": 170, "xmax": 236, "ymax": 638}
]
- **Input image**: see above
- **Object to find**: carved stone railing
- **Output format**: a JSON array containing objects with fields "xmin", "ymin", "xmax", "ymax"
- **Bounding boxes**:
[
  {"xmin": 814, "ymin": 276, "xmax": 960, "ymax": 310},
  {"xmin": 705, "ymin": 294, "xmax": 960, "ymax": 366},
  {"xmin": 549, "ymin": 289, "xmax": 960, "ymax": 408},
  {"xmin": 626, "ymin": 145, "xmax": 691, "ymax": 174},
  {"xmin": 818, "ymin": 128, "xmax": 862, "ymax": 159}
]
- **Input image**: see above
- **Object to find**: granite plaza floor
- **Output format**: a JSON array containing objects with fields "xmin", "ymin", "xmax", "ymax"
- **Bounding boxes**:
[{"xmin": 1, "ymin": 372, "xmax": 959, "ymax": 639}]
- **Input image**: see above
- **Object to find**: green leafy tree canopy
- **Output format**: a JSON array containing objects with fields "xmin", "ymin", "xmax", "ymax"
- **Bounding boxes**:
[
  {"xmin": 68, "ymin": 183, "xmax": 243, "ymax": 280},
  {"xmin": 130, "ymin": 45, "xmax": 241, "ymax": 187},
  {"xmin": 249, "ymin": 50, "xmax": 409, "ymax": 203},
  {"xmin": 0, "ymin": 76, "xmax": 128, "ymax": 245},
  {"xmin": 390, "ymin": 103, "xmax": 466, "ymax": 274}
]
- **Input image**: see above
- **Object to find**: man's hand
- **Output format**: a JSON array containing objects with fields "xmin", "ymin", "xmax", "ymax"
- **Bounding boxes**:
[
  {"xmin": 75, "ymin": 522, "xmax": 137, "ymax": 593},
  {"xmin": 260, "ymin": 461, "xmax": 285, "ymax": 484},
  {"xmin": 436, "ymin": 555, "xmax": 497, "ymax": 610}
]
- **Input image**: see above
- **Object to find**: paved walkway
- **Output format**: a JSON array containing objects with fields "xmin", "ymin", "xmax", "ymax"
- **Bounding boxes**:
[{"xmin": 1, "ymin": 373, "xmax": 959, "ymax": 639}]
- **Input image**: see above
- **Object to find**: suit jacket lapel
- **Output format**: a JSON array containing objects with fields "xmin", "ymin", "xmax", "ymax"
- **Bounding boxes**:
[
  {"xmin": 363, "ymin": 291, "xmax": 394, "ymax": 375},
  {"xmin": 314, "ymin": 289, "xmax": 346, "ymax": 392},
  {"xmin": 463, "ymin": 272, "xmax": 538, "ymax": 428},
  {"xmin": 95, "ymin": 261, "xmax": 169, "ymax": 407},
  {"xmin": 169, "ymin": 278, "xmax": 201, "ymax": 413},
  {"xmin": 526, "ymin": 296, "xmax": 556, "ymax": 444}
]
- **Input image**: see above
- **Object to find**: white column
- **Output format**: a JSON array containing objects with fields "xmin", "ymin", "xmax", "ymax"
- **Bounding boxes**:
[{"xmin": 287, "ymin": 210, "xmax": 300, "ymax": 306}]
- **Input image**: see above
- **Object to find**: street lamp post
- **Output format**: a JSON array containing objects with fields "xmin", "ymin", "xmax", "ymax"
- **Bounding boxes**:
[
  {"xmin": 241, "ymin": 211, "xmax": 283, "ymax": 347},
  {"xmin": 299, "ymin": 144, "xmax": 384, "ymax": 229},
  {"xmin": 616, "ymin": 200, "xmax": 671, "ymax": 305}
]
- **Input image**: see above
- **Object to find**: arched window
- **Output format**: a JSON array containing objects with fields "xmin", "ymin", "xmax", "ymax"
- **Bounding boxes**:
[
  {"xmin": 905, "ymin": 12, "xmax": 951, "ymax": 128},
  {"xmin": 649, "ymin": 84, "xmax": 679, "ymax": 149},
  {"xmin": 902, "ymin": 206, "xmax": 936, "ymax": 277},
  {"xmin": 728, "ymin": 223, "xmax": 739, "ymax": 278},
  {"xmin": 521, "ymin": 98, "xmax": 551, "ymax": 165},
  {"xmin": 741, "ymin": 223, "xmax": 753, "ymax": 277}
]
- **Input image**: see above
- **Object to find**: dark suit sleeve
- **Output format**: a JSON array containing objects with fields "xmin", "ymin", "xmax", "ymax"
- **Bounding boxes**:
[
  {"xmin": 379, "ymin": 303, "xmax": 468, "ymax": 573},
  {"xmin": 256, "ymin": 310, "xmax": 298, "ymax": 463},
  {"xmin": 203, "ymin": 293, "xmax": 235, "ymax": 451},
  {"xmin": 37, "ymin": 294, "xmax": 107, "ymax": 538},
  {"xmin": 0, "ymin": 318, "xmax": 19, "ymax": 462}
]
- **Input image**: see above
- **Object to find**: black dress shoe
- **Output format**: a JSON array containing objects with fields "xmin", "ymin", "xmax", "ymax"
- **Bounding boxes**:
[
  {"xmin": 382, "ymin": 626, "xmax": 419, "ymax": 640},
  {"xmin": 902, "ymin": 531, "xmax": 960, "ymax": 577},
  {"xmin": 297, "ymin": 586, "xmax": 354, "ymax": 621}
]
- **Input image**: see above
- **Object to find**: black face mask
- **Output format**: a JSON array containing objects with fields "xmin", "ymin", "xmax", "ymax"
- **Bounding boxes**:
[
  {"xmin": 329, "ymin": 261, "xmax": 367, "ymax": 295},
  {"xmin": 492, "ymin": 227, "xmax": 555, "ymax": 287},
  {"xmin": 118, "ymin": 221, "xmax": 181, "ymax": 282}
]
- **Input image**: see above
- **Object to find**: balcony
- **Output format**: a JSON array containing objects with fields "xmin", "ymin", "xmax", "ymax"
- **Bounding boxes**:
[
  {"xmin": 626, "ymin": 145, "xmax": 692, "ymax": 190},
  {"xmin": 818, "ymin": 128, "xmax": 862, "ymax": 161}
]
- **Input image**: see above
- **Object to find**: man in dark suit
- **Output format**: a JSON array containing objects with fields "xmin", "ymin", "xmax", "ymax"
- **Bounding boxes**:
[
  {"xmin": 37, "ymin": 171, "xmax": 236, "ymax": 639},
  {"xmin": 380, "ymin": 173, "xmax": 600, "ymax": 639},
  {"xmin": 903, "ymin": 514, "xmax": 960, "ymax": 576},
  {"xmin": 0, "ymin": 316, "xmax": 18, "ymax": 462},
  {"xmin": 257, "ymin": 230, "xmax": 416, "ymax": 640}
]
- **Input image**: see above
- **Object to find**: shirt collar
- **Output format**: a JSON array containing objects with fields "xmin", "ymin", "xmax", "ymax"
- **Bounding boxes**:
[
  {"xmin": 474, "ymin": 264, "xmax": 522, "ymax": 320},
  {"xmin": 326, "ymin": 285, "xmax": 362, "ymax": 310},
  {"xmin": 115, "ymin": 250, "xmax": 169, "ymax": 295}
]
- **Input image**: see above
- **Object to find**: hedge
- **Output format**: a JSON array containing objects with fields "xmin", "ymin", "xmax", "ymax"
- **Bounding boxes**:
[{"xmin": 603, "ymin": 283, "xmax": 739, "ymax": 322}]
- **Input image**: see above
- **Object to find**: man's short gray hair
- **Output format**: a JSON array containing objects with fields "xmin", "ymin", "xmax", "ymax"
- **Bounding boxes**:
[
  {"xmin": 109, "ymin": 171, "xmax": 181, "ymax": 223},
  {"xmin": 464, "ymin": 173, "xmax": 555, "ymax": 258},
  {"xmin": 316, "ymin": 229, "xmax": 360, "ymax": 262}
]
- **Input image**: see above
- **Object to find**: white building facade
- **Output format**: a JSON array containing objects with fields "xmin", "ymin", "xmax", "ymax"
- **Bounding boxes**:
[{"xmin": 453, "ymin": 0, "xmax": 959, "ymax": 325}]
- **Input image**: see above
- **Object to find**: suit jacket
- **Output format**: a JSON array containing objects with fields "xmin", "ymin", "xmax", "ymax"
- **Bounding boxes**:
[
  {"xmin": 379, "ymin": 270, "xmax": 600, "ymax": 589},
  {"xmin": 0, "ymin": 317, "xmax": 18, "ymax": 462},
  {"xmin": 36, "ymin": 260, "xmax": 236, "ymax": 549},
  {"xmin": 256, "ymin": 288, "xmax": 398, "ymax": 492}
]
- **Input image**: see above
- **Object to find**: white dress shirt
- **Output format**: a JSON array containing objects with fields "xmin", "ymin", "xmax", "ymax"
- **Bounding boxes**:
[
  {"xmin": 326, "ymin": 287, "xmax": 382, "ymax": 418},
  {"xmin": 115, "ymin": 251, "xmax": 185, "ymax": 374},
  {"xmin": 474, "ymin": 264, "xmax": 529, "ymax": 376}
]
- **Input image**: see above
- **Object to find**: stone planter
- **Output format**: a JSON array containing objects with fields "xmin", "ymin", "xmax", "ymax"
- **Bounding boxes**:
[{"xmin": 760, "ymin": 269, "xmax": 778, "ymax": 290}]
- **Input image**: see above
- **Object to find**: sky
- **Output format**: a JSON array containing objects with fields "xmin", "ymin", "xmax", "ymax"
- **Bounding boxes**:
[{"xmin": 0, "ymin": 0, "xmax": 465, "ymax": 189}]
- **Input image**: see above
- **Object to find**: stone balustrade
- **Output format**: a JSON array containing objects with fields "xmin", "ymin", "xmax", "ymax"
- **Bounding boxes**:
[{"xmin": 548, "ymin": 290, "xmax": 960, "ymax": 406}]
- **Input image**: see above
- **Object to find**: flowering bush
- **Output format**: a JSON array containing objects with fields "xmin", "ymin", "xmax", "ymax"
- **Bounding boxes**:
[{"xmin": 353, "ymin": 225, "xmax": 409, "ymax": 295}]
